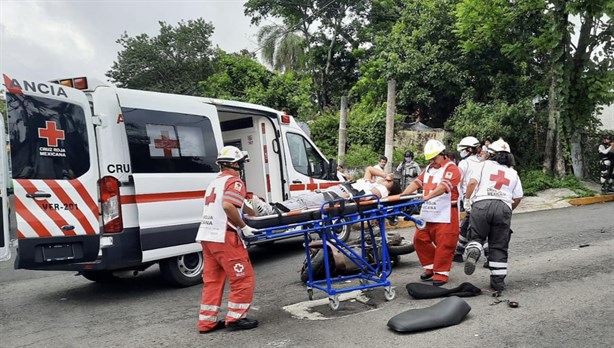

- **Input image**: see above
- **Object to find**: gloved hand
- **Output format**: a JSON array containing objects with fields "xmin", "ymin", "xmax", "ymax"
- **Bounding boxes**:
[
  {"xmin": 240, "ymin": 225, "xmax": 258, "ymax": 239},
  {"xmin": 463, "ymin": 198, "xmax": 472, "ymax": 213}
]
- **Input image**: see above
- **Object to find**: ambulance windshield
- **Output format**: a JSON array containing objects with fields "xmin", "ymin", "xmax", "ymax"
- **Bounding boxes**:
[{"xmin": 7, "ymin": 94, "xmax": 90, "ymax": 180}]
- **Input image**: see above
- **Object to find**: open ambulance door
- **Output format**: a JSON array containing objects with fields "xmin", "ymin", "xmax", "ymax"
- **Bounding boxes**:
[
  {"xmin": 1, "ymin": 114, "xmax": 10, "ymax": 262},
  {"xmin": 3, "ymin": 75, "xmax": 101, "ymax": 269}
]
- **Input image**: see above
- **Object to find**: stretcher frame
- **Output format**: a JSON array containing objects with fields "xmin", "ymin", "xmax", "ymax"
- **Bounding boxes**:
[{"xmin": 244, "ymin": 193, "xmax": 424, "ymax": 310}]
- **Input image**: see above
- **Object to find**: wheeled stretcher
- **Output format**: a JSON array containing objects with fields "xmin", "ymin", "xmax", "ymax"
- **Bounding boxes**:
[{"xmin": 244, "ymin": 193, "xmax": 424, "ymax": 310}]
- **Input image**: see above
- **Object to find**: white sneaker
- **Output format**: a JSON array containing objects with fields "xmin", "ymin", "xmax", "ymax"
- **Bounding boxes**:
[{"xmin": 252, "ymin": 196, "xmax": 274, "ymax": 216}]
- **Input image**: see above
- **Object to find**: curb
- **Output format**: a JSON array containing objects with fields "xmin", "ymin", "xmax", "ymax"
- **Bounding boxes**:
[{"xmin": 568, "ymin": 194, "xmax": 614, "ymax": 206}]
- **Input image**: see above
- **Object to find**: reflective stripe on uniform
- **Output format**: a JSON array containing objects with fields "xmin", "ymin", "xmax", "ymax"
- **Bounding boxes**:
[
  {"xmin": 227, "ymin": 310, "xmax": 247, "ymax": 319},
  {"xmin": 228, "ymin": 301, "xmax": 250, "ymax": 309},
  {"xmin": 423, "ymin": 264, "xmax": 434, "ymax": 270},
  {"xmin": 199, "ymin": 314, "xmax": 218, "ymax": 322},
  {"xmin": 200, "ymin": 304, "xmax": 220, "ymax": 311},
  {"xmin": 435, "ymin": 271, "xmax": 450, "ymax": 276},
  {"xmin": 490, "ymin": 269, "xmax": 507, "ymax": 275},
  {"xmin": 489, "ymin": 261, "xmax": 507, "ymax": 268}
]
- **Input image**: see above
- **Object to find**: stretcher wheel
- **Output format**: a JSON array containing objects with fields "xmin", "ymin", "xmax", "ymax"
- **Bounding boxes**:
[
  {"xmin": 384, "ymin": 287, "xmax": 396, "ymax": 301},
  {"xmin": 329, "ymin": 296, "xmax": 340, "ymax": 311},
  {"xmin": 307, "ymin": 289, "xmax": 314, "ymax": 300}
]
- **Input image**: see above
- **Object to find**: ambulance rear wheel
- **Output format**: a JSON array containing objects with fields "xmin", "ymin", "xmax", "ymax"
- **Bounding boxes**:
[{"xmin": 160, "ymin": 252, "xmax": 204, "ymax": 287}]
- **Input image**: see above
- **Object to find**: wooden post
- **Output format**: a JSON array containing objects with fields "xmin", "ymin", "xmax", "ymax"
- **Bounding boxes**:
[
  {"xmin": 337, "ymin": 96, "xmax": 348, "ymax": 166},
  {"xmin": 385, "ymin": 80, "xmax": 396, "ymax": 173}
]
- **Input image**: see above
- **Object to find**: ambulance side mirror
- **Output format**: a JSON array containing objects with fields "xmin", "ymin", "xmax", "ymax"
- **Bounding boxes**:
[{"xmin": 327, "ymin": 158, "xmax": 337, "ymax": 180}]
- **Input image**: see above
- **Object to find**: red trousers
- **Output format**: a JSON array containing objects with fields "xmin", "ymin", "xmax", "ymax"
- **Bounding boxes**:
[
  {"xmin": 197, "ymin": 231, "xmax": 255, "ymax": 332},
  {"xmin": 414, "ymin": 208, "xmax": 460, "ymax": 282}
]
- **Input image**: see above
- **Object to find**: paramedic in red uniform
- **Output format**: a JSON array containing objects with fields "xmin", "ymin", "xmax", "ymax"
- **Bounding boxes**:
[
  {"xmin": 195, "ymin": 146, "xmax": 259, "ymax": 333},
  {"xmin": 399, "ymin": 139, "xmax": 461, "ymax": 286}
]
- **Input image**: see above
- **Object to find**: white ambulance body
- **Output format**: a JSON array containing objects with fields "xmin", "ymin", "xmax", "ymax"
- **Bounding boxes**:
[
  {"xmin": 2, "ymin": 75, "xmax": 343, "ymax": 286},
  {"xmin": 1, "ymin": 114, "xmax": 10, "ymax": 262}
]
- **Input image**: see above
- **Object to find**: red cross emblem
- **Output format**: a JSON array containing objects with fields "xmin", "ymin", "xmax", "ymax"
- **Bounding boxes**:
[
  {"xmin": 204, "ymin": 188, "xmax": 217, "ymax": 206},
  {"xmin": 153, "ymin": 131, "xmax": 179, "ymax": 157},
  {"xmin": 490, "ymin": 170, "xmax": 510, "ymax": 189},
  {"xmin": 38, "ymin": 121, "xmax": 65, "ymax": 147},
  {"xmin": 423, "ymin": 175, "xmax": 437, "ymax": 194}
]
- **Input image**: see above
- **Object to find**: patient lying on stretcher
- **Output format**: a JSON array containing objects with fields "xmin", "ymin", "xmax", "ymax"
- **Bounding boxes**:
[{"xmin": 251, "ymin": 167, "xmax": 402, "ymax": 216}]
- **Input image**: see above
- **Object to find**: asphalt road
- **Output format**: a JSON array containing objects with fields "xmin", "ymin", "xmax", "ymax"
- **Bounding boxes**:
[{"xmin": 1, "ymin": 202, "xmax": 613, "ymax": 348}]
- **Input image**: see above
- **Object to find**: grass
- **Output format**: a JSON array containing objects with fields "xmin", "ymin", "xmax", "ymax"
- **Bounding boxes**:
[{"xmin": 520, "ymin": 170, "xmax": 596, "ymax": 197}]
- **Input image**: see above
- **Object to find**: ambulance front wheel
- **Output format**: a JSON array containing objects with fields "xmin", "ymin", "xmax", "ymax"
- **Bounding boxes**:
[{"xmin": 159, "ymin": 252, "xmax": 204, "ymax": 287}]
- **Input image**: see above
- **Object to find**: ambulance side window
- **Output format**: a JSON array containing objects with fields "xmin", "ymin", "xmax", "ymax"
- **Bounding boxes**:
[
  {"xmin": 286, "ymin": 132, "xmax": 326, "ymax": 178},
  {"xmin": 123, "ymin": 108, "xmax": 218, "ymax": 173},
  {"xmin": 7, "ymin": 94, "xmax": 90, "ymax": 180}
]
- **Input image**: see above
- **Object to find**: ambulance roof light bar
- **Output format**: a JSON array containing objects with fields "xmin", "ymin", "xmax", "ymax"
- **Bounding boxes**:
[{"xmin": 50, "ymin": 77, "xmax": 89, "ymax": 90}]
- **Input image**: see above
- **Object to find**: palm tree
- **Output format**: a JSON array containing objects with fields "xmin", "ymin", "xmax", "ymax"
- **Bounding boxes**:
[{"xmin": 257, "ymin": 24, "xmax": 307, "ymax": 73}]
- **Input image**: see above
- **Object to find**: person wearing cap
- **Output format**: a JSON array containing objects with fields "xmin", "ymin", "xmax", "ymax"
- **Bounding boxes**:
[
  {"xmin": 462, "ymin": 138, "xmax": 523, "ymax": 293},
  {"xmin": 195, "ymin": 146, "xmax": 259, "ymax": 333},
  {"xmin": 599, "ymin": 134, "xmax": 614, "ymax": 194},
  {"xmin": 399, "ymin": 139, "xmax": 462, "ymax": 286},
  {"xmin": 453, "ymin": 136, "xmax": 484, "ymax": 263},
  {"xmin": 396, "ymin": 150, "xmax": 421, "ymax": 188}
]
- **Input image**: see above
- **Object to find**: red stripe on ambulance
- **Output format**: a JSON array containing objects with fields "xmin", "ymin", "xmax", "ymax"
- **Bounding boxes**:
[
  {"xmin": 18, "ymin": 180, "xmax": 75, "ymax": 235},
  {"xmin": 45, "ymin": 180, "xmax": 96, "ymax": 235},
  {"xmin": 14, "ymin": 196, "xmax": 52, "ymax": 238}
]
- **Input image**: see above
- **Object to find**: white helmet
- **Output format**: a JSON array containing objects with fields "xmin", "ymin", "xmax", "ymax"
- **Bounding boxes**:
[
  {"xmin": 456, "ymin": 136, "xmax": 481, "ymax": 152},
  {"xmin": 488, "ymin": 138, "xmax": 511, "ymax": 153},
  {"xmin": 216, "ymin": 145, "xmax": 250, "ymax": 164},
  {"xmin": 424, "ymin": 139, "xmax": 446, "ymax": 160}
]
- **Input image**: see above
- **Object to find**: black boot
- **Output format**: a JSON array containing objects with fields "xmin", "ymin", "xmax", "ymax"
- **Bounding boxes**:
[
  {"xmin": 602, "ymin": 184, "xmax": 609, "ymax": 194},
  {"xmin": 608, "ymin": 184, "xmax": 614, "ymax": 193}
]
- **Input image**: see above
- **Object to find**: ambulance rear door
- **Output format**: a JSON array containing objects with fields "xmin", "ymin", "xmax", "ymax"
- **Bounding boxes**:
[
  {"xmin": 4, "ymin": 75, "xmax": 101, "ymax": 269},
  {"xmin": 0, "ymin": 114, "xmax": 10, "ymax": 262}
]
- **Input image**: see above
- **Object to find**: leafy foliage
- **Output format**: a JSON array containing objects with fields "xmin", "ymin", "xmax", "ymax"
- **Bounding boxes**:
[
  {"xmin": 446, "ymin": 99, "xmax": 542, "ymax": 169},
  {"xmin": 519, "ymin": 170, "xmax": 595, "ymax": 197},
  {"xmin": 199, "ymin": 51, "xmax": 314, "ymax": 118},
  {"xmin": 106, "ymin": 19, "xmax": 217, "ymax": 95}
]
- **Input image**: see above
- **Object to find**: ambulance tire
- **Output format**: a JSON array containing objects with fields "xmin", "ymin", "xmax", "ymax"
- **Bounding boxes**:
[
  {"xmin": 81, "ymin": 270, "xmax": 119, "ymax": 283},
  {"xmin": 159, "ymin": 252, "xmax": 204, "ymax": 287}
]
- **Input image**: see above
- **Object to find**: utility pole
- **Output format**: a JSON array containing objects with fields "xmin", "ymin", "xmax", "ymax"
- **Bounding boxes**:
[
  {"xmin": 384, "ymin": 80, "xmax": 395, "ymax": 173},
  {"xmin": 337, "ymin": 96, "xmax": 348, "ymax": 167}
]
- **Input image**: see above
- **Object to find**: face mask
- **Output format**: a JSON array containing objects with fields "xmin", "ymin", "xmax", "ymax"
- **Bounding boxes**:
[
  {"xmin": 404, "ymin": 157, "xmax": 412, "ymax": 162},
  {"xmin": 460, "ymin": 150, "xmax": 469, "ymax": 159}
]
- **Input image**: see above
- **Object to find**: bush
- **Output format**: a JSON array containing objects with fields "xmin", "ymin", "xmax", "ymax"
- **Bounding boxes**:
[{"xmin": 519, "ymin": 169, "xmax": 595, "ymax": 197}]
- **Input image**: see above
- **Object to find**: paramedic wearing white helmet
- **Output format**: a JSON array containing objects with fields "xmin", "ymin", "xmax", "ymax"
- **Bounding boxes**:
[
  {"xmin": 453, "ymin": 136, "xmax": 484, "ymax": 263},
  {"xmin": 463, "ymin": 139, "xmax": 523, "ymax": 293},
  {"xmin": 399, "ymin": 139, "xmax": 461, "ymax": 286},
  {"xmin": 195, "ymin": 146, "xmax": 259, "ymax": 333}
]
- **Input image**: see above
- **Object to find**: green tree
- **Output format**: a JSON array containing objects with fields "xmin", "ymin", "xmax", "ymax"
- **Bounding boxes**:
[
  {"xmin": 245, "ymin": 0, "xmax": 368, "ymax": 111},
  {"xmin": 356, "ymin": 0, "xmax": 468, "ymax": 127},
  {"xmin": 0, "ymin": 96, "xmax": 6, "ymax": 132},
  {"xmin": 106, "ymin": 19, "xmax": 217, "ymax": 95},
  {"xmin": 455, "ymin": 0, "xmax": 614, "ymax": 177},
  {"xmin": 200, "ymin": 50, "xmax": 314, "ymax": 117},
  {"xmin": 257, "ymin": 24, "xmax": 307, "ymax": 72}
]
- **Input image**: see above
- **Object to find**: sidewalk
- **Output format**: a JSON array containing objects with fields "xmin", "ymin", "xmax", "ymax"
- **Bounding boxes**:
[{"xmin": 387, "ymin": 180, "xmax": 614, "ymax": 230}]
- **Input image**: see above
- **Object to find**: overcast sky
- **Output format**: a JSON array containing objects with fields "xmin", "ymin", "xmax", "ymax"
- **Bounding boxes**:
[{"xmin": 0, "ymin": 0, "xmax": 260, "ymax": 87}]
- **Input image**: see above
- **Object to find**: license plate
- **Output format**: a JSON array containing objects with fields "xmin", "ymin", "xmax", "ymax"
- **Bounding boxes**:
[{"xmin": 42, "ymin": 244, "xmax": 75, "ymax": 261}]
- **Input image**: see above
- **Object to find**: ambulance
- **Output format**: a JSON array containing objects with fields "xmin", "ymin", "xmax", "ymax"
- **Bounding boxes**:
[
  {"xmin": 1, "ymin": 74, "xmax": 346, "ymax": 286},
  {"xmin": 1, "ymin": 113, "xmax": 10, "ymax": 262}
]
